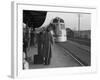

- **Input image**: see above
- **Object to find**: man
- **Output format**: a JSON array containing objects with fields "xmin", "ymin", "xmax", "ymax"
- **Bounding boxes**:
[
  {"xmin": 23, "ymin": 24, "xmax": 31, "ymax": 60},
  {"xmin": 37, "ymin": 31, "xmax": 44, "ymax": 56},
  {"xmin": 42, "ymin": 26, "xmax": 54, "ymax": 65},
  {"xmin": 23, "ymin": 23, "xmax": 29, "ymax": 69},
  {"xmin": 33, "ymin": 28, "xmax": 45, "ymax": 64}
]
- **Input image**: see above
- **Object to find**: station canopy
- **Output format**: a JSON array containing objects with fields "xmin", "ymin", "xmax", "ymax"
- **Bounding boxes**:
[{"xmin": 23, "ymin": 10, "xmax": 47, "ymax": 28}]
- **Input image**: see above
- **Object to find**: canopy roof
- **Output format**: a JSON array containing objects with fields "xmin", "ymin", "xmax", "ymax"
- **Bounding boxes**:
[{"xmin": 23, "ymin": 10, "xmax": 47, "ymax": 28}]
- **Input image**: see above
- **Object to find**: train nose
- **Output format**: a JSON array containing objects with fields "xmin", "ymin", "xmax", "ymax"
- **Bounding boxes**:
[{"xmin": 51, "ymin": 17, "xmax": 67, "ymax": 42}]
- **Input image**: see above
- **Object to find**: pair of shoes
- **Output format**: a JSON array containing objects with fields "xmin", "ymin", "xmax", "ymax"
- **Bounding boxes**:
[
  {"xmin": 45, "ymin": 62, "xmax": 50, "ymax": 65},
  {"xmin": 43, "ymin": 62, "xmax": 45, "ymax": 65}
]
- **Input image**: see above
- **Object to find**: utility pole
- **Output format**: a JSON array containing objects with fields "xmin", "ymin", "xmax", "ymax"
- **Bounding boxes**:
[{"xmin": 78, "ymin": 13, "xmax": 80, "ymax": 38}]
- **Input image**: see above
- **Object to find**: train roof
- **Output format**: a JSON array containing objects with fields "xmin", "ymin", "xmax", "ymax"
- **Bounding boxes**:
[{"xmin": 52, "ymin": 17, "xmax": 64, "ymax": 23}]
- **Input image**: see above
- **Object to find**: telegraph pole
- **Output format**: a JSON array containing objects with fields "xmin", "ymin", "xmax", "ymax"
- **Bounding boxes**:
[{"xmin": 78, "ymin": 13, "xmax": 80, "ymax": 38}]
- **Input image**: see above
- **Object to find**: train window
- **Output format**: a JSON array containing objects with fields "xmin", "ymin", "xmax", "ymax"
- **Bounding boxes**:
[
  {"xmin": 53, "ymin": 18, "xmax": 58, "ymax": 23},
  {"xmin": 60, "ymin": 19, "xmax": 64, "ymax": 23}
]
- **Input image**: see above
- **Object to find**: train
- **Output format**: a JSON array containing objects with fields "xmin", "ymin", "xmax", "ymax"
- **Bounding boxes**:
[{"xmin": 50, "ymin": 17, "xmax": 67, "ymax": 42}]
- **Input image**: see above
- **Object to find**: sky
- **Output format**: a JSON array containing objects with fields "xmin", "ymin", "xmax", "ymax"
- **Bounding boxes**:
[{"xmin": 41, "ymin": 11, "xmax": 91, "ymax": 31}]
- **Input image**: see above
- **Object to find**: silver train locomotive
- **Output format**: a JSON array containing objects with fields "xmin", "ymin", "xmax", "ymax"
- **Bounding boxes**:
[{"xmin": 50, "ymin": 17, "xmax": 67, "ymax": 42}]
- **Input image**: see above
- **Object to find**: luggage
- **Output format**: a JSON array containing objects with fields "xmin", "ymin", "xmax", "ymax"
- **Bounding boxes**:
[{"xmin": 34, "ymin": 55, "xmax": 43, "ymax": 64}]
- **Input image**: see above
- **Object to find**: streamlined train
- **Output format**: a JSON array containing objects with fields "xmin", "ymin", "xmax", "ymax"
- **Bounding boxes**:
[{"xmin": 50, "ymin": 17, "xmax": 67, "ymax": 42}]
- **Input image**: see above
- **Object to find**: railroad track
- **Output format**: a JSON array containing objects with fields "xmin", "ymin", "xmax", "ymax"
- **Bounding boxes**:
[
  {"xmin": 69, "ymin": 42, "xmax": 90, "ymax": 54},
  {"xmin": 68, "ymin": 38, "xmax": 90, "ymax": 47},
  {"xmin": 57, "ymin": 44, "xmax": 88, "ymax": 66}
]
